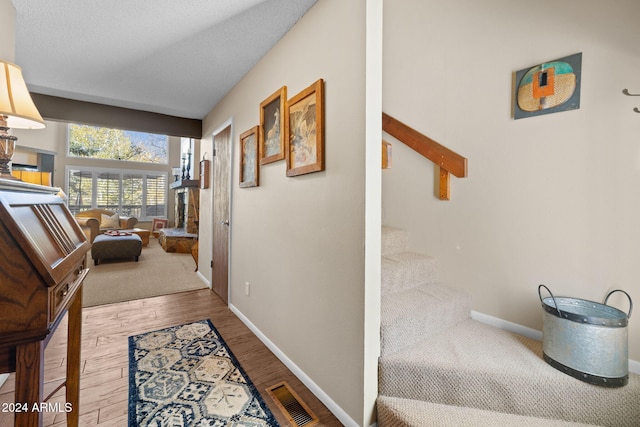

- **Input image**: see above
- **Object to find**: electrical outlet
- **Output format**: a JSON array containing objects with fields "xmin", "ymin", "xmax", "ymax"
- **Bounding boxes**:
[{"xmin": 245, "ymin": 282, "xmax": 250, "ymax": 296}]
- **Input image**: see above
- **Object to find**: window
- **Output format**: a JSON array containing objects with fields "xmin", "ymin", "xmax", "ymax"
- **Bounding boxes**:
[
  {"xmin": 67, "ymin": 123, "xmax": 169, "ymax": 164},
  {"xmin": 66, "ymin": 166, "xmax": 167, "ymax": 220}
]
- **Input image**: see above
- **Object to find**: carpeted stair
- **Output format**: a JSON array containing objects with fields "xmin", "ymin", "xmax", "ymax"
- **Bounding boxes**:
[
  {"xmin": 377, "ymin": 226, "xmax": 640, "ymax": 426},
  {"xmin": 377, "ymin": 396, "xmax": 595, "ymax": 427}
]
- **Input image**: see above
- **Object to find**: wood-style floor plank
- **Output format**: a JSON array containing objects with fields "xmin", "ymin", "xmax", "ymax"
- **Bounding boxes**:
[{"xmin": 0, "ymin": 288, "xmax": 342, "ymax": 426}]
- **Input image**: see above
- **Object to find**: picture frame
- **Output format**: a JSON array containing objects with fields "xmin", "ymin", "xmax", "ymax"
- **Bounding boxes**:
[
  {"xmin": 151, "ymin": 217, "xmax": 168, "ymax": 234},
  {"xmin": 239, "ymin": 126, "xmax": 260, "ymax": 188},
  {"xmin": 513, "ymin": 52, "xmax": 582, "ymax": 119},
  {"xmin": 259, "ymin": 86, "xmax": 287, "ymax": 165},
  {"xmin": 285, "ymin": 79, "xmax": 325, "ymax": 177}
]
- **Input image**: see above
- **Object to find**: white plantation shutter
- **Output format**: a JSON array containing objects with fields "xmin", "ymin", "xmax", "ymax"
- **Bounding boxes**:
[
  {"xmin": 96, "ymin": 171, "xmax": 121, "ymax": 211},
  {"xmin": 145, "ymin": 174, "xmax": 167, "ymax": 217},
  {"xmin": 67, "ymin": 169, "xmax": 94, "ymax": 213},
  {"xmin": 66, "ymin": 167, "xmax": 167, "ymax": 220}
]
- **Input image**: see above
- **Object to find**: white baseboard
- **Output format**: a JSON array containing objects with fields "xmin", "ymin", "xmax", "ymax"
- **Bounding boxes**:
[
  {"xmin": 471, "ymin": 310, "xmax": 640, "ymax": 374},
  {"xmin": 196, "ymin": 271, "xmax": 211, "ymax": 288},
  {"xmin": 229, "ymin": 304, "xmax": 359, "ymax": 427},
  {"xmin": 470, "ymin": 311, "xmax": 543, "ymax": 341}
]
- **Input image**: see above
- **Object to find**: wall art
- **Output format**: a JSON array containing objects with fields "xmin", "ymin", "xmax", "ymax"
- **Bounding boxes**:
[
  {"xmin": 259, "ymin": 86, "xmax": 287, "ymax": 165},
  {"xmin": 151, "ymin": 217, "xmax": 168, "ymax": 234},
  {"xmin": 286, "ymin": 79, "xmax": 325, "ymax": 177},
  {"xmin": 239, "ymin": 126, "xmax": 259, "ymax": 188},
  {"xmin": 514, "ymin": 52, "xmax": 582, "ymax": 119}
]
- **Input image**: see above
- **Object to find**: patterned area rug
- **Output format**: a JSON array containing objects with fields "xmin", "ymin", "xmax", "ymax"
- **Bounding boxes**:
[{"xmin": 128, "ymin": 319, "xmax": 280, "ymax": 426}]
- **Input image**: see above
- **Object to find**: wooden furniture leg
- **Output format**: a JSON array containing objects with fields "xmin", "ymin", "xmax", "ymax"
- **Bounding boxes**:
[
  {"xmin": 66, "ymin": 288, "xmax": 82, "ymax": 427},
  {"xmin": 15, "ymin": 340, "xmax": 44, "ymax": 427}
]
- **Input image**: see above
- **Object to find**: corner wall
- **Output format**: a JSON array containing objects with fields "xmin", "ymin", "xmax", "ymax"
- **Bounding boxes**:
[
  {"xmin": 383, "ymin": 0, "xmax": 640, "ymax": 361},
  {"xmin": 200, "ymin": 1, "xmax": 371, "ymax": 425}
]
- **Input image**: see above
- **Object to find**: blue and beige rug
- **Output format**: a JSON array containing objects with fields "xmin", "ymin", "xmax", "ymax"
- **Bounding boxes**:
[{"xmin": 128, "ymin": 319, "xmax": 280, "ymax": 426}]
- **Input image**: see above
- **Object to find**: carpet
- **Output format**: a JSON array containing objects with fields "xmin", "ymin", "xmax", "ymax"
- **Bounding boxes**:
[
  {"xmin": 128, "ymin": 319, "xmax": 279, "ymax": 427},
  {"xmin": 83, "ymin": 237, "xmax": 208, "ymax": 307}
]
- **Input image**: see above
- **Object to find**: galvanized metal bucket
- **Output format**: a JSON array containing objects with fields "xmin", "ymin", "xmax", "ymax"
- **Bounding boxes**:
[{"xmin": 538, "ymin": 285, "xmax": 633, "ymax": 387}]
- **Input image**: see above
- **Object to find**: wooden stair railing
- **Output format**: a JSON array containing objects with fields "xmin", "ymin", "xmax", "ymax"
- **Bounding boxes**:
[{"xmin": 382, "ymin": 112, "xmax": 468, "ymax": 200}]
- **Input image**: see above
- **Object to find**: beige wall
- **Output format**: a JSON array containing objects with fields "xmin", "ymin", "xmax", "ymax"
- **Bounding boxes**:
[
  {"xmin": 0, "ymin": 0, "xmax": 15, "ymax": 61},
  {"xmin": 200, "ymin": 1, "xmax": 374, "ymax": 425},
  {"xmin": 14, "ymin": 120, "xmax": 65, "ymax": 155},
  {"xmin": 383, "ymin": 0, "xmax": 640, "ymax": 362}
]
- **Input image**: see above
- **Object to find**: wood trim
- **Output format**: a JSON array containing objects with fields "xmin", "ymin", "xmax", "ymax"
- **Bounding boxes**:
[
  {"xmin": 382, "ymin": 112, "xmax": 467, "ymax": 200},
  {"xmin": 382, "ymin": 112, "xmax": 467, "ymax": 178},
  {"xmin": 439, "ymin": 168, "xmax": 451, "ymax": 200},
  {"xmin": 382, "ymin": 140, "xmax": 392, "ymax": 169}
]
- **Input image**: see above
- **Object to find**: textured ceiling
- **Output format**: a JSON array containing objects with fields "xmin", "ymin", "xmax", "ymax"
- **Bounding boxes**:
[{"xmin": 11, "ymin": 0, "xmax": 317, "ymax": 119}]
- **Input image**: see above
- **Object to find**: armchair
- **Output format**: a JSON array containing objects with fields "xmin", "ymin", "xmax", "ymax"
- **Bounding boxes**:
[{"xmin": 74, "ymin": 209, "xmax": 138, "ymax": 243}]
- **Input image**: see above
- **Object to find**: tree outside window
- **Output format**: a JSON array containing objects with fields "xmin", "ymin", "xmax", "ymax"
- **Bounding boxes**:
[{"xmin": 68, "ymin": 124, "xmax": 168, "ymax": 164}]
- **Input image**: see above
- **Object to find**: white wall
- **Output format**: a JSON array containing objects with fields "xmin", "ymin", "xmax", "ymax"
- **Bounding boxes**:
[
  {"xmin": 383, "ymin": 0, "xmax": 640, "ymax": 361},
  {"xmin": 200, "ymin": 1, "xmax": 373, "ymax": 424},
  {"xmin": 13, "ymin": 120, "xmax": 63, "ymax": 154}
]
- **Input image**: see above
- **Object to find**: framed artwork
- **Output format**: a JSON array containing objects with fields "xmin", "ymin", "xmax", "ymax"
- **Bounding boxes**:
[
  {"xmin": 285, "ymin": 79, "xmax": 325, "ymax": 177},
  {"xmin": 514, "ymin": 52, "xmax": 582, "ymax": 119},
  {"xmin": 239, "ymin": 126, "xmax": 260, "ymax": 188},
  {"xmin": 259, "ymin": 86, "xmax": 287, "ymax": 165},
  {"xmin": 151, "ymin": 218, "xmax": 168, "ymax": 233}
]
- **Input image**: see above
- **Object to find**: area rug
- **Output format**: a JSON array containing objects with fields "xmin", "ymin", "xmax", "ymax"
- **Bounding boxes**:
[
  {"xmin": 83, "ymin": 238, "xmax": 208, "ymax": 307},
  {"xmin": 128, "ymin": 319, "xmax": 279, "ymax": 426}
]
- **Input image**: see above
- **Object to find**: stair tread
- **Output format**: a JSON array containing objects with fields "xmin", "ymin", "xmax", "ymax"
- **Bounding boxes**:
[
  {"xmin": 382, "ymin": 252, "xmax": 439, "ymax": 294},
  {"xmin": 382, "ymin": 250, "xmax": 434, "ymax": 261},
  {"xmin": 379, "ymin": 319, "xmax": 640, "ymax": 426},
  {"xmin": 377, "ymin": 396, "xmax": 595, "ymax": 427},
  {"xmin": 381, "ymin": 283, "xmax": 471, "ymax": 356},
  {"xmin": 382, "ymin": 282, "xmax": 470, "ymax": 321},
  {"xmin": 382, "ymin": 226, "xmax": 409, "ymax": 256}
]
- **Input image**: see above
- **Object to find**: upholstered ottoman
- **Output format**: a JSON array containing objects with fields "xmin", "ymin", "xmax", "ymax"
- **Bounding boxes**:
[{"xmin": 92, "ymin": 233, "xmax": 142, "ymax": 265}]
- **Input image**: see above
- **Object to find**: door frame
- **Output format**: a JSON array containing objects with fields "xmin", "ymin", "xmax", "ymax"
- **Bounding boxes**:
[{"xmin": 211, "ymin": 118, "xmax": 234, "ymax": 304}]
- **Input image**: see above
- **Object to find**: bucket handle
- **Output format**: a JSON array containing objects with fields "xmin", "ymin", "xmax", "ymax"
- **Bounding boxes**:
[
  {"xmin": 603, "ymin": 290, "xmax": 633, "ymax": 319},
  {"xmin": 538, "ymin": 284, "xmax": 561, "ymax": 317}
]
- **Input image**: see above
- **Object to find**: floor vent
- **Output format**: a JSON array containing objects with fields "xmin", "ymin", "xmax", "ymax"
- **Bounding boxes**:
[{"xmin": 266, "ymin": 381, "xmax": 319, "ymax": 427}]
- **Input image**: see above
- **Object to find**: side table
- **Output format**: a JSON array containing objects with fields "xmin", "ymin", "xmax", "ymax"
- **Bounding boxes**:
[{"xmin": 121, "ymin": 228, "xmax": 151, "ymax": 247}]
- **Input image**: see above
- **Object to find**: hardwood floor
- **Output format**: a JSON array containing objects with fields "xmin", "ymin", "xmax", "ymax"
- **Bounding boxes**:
[{"xmin": 0, "ymin": 288, "xmax": 343, "ymax": 426}]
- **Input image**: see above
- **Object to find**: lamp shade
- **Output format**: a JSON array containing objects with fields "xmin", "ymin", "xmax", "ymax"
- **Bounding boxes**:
[{"xmin": 0, "ymin": 61, "xmax": 45, "ymax": 129}]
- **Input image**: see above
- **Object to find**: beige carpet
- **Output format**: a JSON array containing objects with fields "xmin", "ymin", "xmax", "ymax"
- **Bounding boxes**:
[{"xmin": 82, "ymin": 237, "xmax": 208, "ymax": 307}]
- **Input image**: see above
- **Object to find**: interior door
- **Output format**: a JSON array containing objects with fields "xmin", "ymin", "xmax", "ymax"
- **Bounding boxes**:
[{"xmin": 211, "ymin": 124, "xmax": 231, "ymax": 303}]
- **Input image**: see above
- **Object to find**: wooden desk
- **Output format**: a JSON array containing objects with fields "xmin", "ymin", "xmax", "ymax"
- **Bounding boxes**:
[{"xmin": 0, "ymin": 179, "xmax": 90, "ymax": 427}]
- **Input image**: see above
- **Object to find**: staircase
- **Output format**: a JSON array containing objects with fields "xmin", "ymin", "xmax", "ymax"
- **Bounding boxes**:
[{"xmin": 377, "ymin": 226, "xmax": 640, "ymax": 427}]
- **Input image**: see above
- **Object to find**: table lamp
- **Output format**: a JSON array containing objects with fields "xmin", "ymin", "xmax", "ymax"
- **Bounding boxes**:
[{"xmin": 0, "ymin": 60, "xmax": 46, "ymax": 180}]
